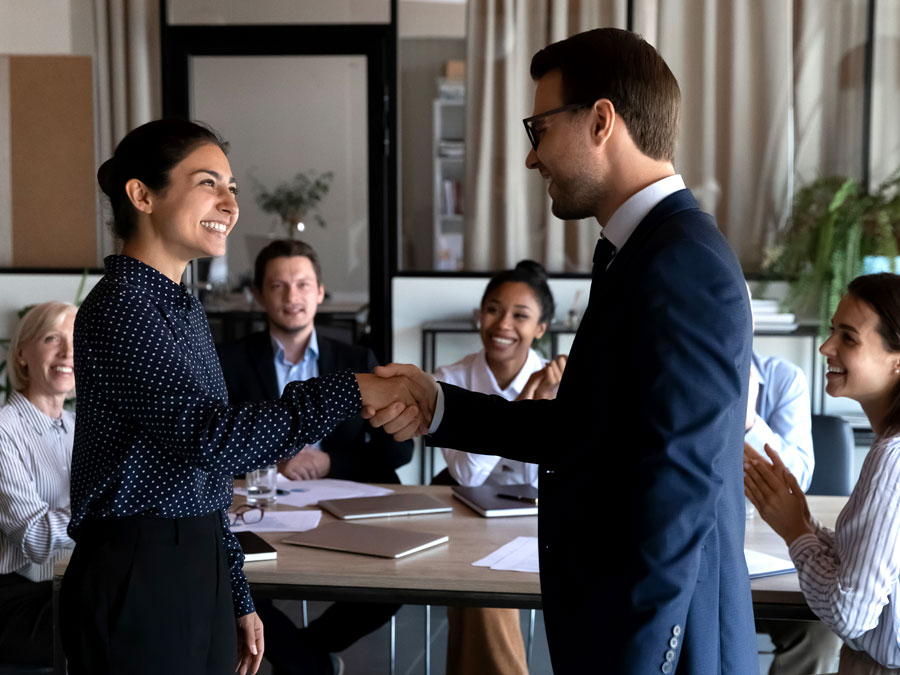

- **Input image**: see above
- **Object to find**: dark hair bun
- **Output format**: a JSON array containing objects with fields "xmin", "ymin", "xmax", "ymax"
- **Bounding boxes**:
[
  {"xmin": 97, "ymin": 157, "xmax": 116, "ymax": 198},
  {"xmin": 514, "ymin": 259, "xmax": 549, "ymax": 282}
]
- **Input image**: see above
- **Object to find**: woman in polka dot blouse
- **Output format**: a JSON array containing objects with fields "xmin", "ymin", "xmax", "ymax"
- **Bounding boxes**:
[{"xmin": 59, "ymin": 119, "xmax": 420, "ymax": 675}]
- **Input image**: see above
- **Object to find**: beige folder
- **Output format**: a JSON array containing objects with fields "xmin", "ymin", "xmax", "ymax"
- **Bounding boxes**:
[{"xmin": 282, "ymin": 521, "xmax": 449, "ymax": 559}]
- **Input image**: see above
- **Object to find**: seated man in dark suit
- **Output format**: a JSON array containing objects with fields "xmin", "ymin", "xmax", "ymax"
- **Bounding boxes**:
[{"xmin": 219, "ymin": 239, "xmax": 413, "ymax": 675}]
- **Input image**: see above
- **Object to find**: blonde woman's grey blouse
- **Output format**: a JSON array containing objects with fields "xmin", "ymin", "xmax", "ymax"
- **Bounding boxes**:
[{"xmin": 0, "ymin": 390, "xmax": 75, "ymax": 582}]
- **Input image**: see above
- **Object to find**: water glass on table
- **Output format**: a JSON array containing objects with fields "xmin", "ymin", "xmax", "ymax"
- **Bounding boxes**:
[{"xmin": 247, "ymin": 464, "xmax": 278, "ymax": 505}]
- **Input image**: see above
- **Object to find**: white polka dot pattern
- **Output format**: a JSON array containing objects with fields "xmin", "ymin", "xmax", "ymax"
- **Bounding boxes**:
[{"xmin": 69, "ymin": 255, "xmax": 361, "ymax": 616}]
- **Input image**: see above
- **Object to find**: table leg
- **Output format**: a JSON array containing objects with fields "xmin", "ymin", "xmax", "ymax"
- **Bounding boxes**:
[
  {"xmin": 52, "ymin": 576, "xmax": 65, "ymax": 675},
  {"xmin": 389, "ymin": 614, "xmax": 396, "ymax": 675},
  {"xmin": 425, "ymin": 604, "xmax": 431, "ymax": 675},
  {"xmin": 526, "ymin": 609, "xmax": 536, "ymax": 666}
]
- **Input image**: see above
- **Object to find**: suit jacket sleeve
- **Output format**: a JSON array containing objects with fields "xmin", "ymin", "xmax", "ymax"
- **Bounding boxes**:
[
  {"xmin": 429, "ymin": 387, "xmax": 570, "ymax": 465},
  {"xmin": 618, "ymin": 237, "xmax": 750, "ymax": 666}
]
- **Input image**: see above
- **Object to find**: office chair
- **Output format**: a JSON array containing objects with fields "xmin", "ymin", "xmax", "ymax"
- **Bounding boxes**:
[{"xmin": 807, "ymin": 414, "xmax": 855, "ymax": 496}]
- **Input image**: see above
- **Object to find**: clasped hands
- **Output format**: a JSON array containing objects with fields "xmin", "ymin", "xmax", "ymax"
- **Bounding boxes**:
[
  {"xmin": 744, "ymin": 442, "xmax": 815, "ymax": 545},
  {"xmin": 355, "ymin": 364, "xmax": 439, "ymax": 441}
]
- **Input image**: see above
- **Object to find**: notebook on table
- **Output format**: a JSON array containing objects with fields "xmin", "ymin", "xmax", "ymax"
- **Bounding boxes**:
[
  {"xmin": 451, "ymin": 485, "xmax": 539, "ymax": 517},
  {"xmin": 317, "ymin": 493, "xmax": 452, "ymax": 520},
  {"xmin": 282, "ymin": 521, "xmax": 449, "ymax": 559},
  {"xmin": 235, "ymin": 531, "xmax": 278, "ymax": 562}
]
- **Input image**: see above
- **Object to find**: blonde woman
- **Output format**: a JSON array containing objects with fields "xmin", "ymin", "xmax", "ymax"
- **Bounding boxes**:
[{"xmin": 0, "ymin": 301, "xmax": 77, "ymax": 666}]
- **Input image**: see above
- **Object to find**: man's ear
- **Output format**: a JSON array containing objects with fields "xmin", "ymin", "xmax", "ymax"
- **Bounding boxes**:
[
  {"xmin": 590, "ymin": 98, "xmax": 616, "ymax": 148},
  {"xmin": 124, "ymin": 178, "xmax": 153, "ymax": 214},
  {"xmin": 316, "ymin": 284, "xmax": 325, "ymax": 305}
]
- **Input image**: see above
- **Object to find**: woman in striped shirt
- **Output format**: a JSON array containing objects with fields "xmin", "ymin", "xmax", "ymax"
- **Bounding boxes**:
[
  {"xmin": 745, "ymin": 273, "xmax": 900, "ymax": 674},
  {"xmin": 0, "ymin": 301, "xmax": 77, "ymax": 666}
]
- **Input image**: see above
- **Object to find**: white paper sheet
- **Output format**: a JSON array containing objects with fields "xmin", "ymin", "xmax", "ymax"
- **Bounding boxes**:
[
  {"xmin": 235, "ymin": 478, "xmax": 394, "ymax": 508},
  {"xmin": 744, "ymin": 548, "xmax": 795, "ymax": 578},
  {"xmin": 229, "ymin": 509, "xmax": 322, "ymax": 533},
  {"xmin": 473, "ymin": 536, "xmax": 539, "ymax": 574}
]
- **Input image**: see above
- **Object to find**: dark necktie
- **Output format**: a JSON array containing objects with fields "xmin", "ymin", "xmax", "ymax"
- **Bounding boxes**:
[{"xmin": 592, "ymin": 237, "xmax": 617, "ymax": 277}]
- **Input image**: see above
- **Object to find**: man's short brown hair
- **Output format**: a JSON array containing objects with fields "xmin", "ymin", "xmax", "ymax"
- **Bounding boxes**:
[
  {"xmin": 253, "ymin": 239, "xmax": 323, "ymax": 290},
  {"xmin": 530, "ymin": 28, "xmax": 680, "ymax": 162}
]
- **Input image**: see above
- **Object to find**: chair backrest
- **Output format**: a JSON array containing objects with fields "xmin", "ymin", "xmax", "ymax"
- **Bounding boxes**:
[{"xmin": 808, "ymin": 414, "xmax": 855, "ymax": 496}]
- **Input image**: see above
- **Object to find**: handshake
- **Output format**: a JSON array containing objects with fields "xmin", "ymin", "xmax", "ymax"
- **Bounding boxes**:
[{"xmin": 355, "ymin": 364, "xmax": 439, "ymax": 441}]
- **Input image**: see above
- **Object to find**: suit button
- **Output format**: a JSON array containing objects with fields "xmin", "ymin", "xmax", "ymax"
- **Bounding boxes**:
[
  {"xmin": 661, "ymin": 662, "xmax": 673, "ymax": 674},
  {"xmin": 672, "ymin": 624, "xmax": 682, "ymax": 637},
  {"xmin": 669, "ymin": 637, "xmax": 678, "ymax": 649},
  {"xmin": 665, "ymin": 650, "xmax": 675, "ymax": 662}
]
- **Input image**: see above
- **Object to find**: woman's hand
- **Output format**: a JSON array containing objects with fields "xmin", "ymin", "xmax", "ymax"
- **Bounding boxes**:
[
  {"xmin": 517, "ymin": 355, "xmax": 567, "ymax": 401},
  {"xmin": 236, "ymin": 611, "xmax": 264, "ymax": 675},
  {"xmin": 744, "ymin": 443, "xmax": 814, "ymax": 545}
]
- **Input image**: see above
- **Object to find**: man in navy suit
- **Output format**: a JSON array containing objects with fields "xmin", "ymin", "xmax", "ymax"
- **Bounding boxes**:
[{"xmin": 371, "ymin": 28, "xmax": 756, "ymax": 673}]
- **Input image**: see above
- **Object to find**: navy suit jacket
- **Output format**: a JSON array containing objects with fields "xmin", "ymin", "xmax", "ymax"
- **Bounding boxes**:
[
  {"xmin": 429, "ymin": 189, "xmax": 756, "ymax": 674},
  {"xmin": 218, "ymin": 331, "xmax": 413, "ymax": 483}
]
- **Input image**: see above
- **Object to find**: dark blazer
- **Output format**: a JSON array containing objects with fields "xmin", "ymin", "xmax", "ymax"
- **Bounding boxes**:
[
  {"xmin": 430, "ymin": 189, "xmax": 756, "ymax": 674},
  {"xmin": 218, "ymin": 330, "xmax": 413, "ymax": 484}
]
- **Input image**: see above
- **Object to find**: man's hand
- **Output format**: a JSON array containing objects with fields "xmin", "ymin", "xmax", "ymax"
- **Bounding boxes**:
[
  {"xmin": 279, "ymin": 447, "xmax": 330, "ymax": 480},
  {"xmin": 518, "ymin": 354, "xmax": 567, "ymax": 401},
  {"xmin": 236, "ymin": 611, "xmax": 264, "ymax": 675},
  {"xmin": 744, "ymin": 443, "xmax": 813, "ymax": 545},
  {"xmin": 361, "ymin": 364, "xmax": 439, "ymax": 441}
]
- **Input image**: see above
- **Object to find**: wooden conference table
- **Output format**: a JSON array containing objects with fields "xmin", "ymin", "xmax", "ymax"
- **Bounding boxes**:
[{"xmin": 51, "ymin": 487, "xmax": 846, "ymax": 673}]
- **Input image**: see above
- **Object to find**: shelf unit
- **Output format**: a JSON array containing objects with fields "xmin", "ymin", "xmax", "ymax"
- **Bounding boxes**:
[{"xmin": 433, "ymin": 84, "xmax": 465, "ymax": 270}]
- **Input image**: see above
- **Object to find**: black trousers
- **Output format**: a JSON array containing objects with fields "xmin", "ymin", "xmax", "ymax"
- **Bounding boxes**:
[
  {"xmin": 256, "ymin": 598, "xmax": 401, "ymax": 675},
  {"xmin": 0, "ymin": 573, "xmax": 53, "ymax": 665},
  {"xmin": 60, "ymin": 513, "xmax": 236, "ymax": 675}
]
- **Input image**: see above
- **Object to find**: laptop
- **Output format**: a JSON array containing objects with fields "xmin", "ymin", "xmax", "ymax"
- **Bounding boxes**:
[
  {"xmin": 318, "ymin": 493, "xmax": 452, "ymax": 520},
  {"xmin": 282, "ymin": 521, "xmax": 449, "ymax": 559},
  {"xmin": 451, "ymin": 484, "xmax": 539, "ymax": 517}
]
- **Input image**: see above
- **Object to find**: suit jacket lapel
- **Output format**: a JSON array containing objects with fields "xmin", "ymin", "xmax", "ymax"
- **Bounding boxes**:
[
  {"xmin": 252, "ymin": 329, "xmax": 280, "ymax": 399},
  {"xmin": 317, "ymin": 336, "xmax": 336, "ymax": 375}
]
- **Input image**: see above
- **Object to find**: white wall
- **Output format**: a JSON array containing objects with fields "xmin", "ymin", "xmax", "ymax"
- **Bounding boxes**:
[{"xmin": 0, "ymin": 0, "xmax": 73, "ymax": 53}]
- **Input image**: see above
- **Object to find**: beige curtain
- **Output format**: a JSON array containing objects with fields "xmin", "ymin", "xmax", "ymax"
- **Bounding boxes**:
[
  {"xmin": 464, "ymin": 0, "xmax": 894, "ymax": 273},
  {"xmin": 91, "ymin": 0, "xmax": 162, "ymax": 260},
  {"xmin": 871, "ymin": 0, "xmax": 900, "ymax": 186},
  {"xmin": 463, "ymin": 0, "xmax": 627, "ymax": 272}
]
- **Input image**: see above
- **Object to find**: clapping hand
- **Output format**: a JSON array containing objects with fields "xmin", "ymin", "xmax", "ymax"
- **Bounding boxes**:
[
  {"xmin": 279, "ymin": 447, "xmax": 330, "ymax": 480},
  {"xmin": 518, "ymin": 354, "xmax": 567, "ymax": 401},
  {"xmin": 359, "ymin": 364, "xmax": 439, "ymax": 441},
  {"xmin": 744, "ymin": 443, "xmax": 814, "ymax": 545}
]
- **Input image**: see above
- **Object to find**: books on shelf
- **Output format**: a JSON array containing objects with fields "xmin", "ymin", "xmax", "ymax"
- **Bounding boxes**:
[
  {"xmin": 438, "ymin": 140, "xmax": 464, "ymax": 158},
  {"xmin": 437, "ymin": 77, "xmax": 464, "ymax": 100},
  {"xmin": 751, "ymin": 298, "xmax": 797, "ymax": 332},
  {"xmin": 441, "ymin": 179, "xmax": 464, "ymax": 216}
]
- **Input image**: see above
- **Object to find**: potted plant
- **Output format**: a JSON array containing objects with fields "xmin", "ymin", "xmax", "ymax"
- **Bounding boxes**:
[
  {"xmin": 764, "ymin": 168, "xmax": 900, "ymax": 332},
  {"xmin": 252, "ymin": 170, "xmax": 335, "ymax": 238}
]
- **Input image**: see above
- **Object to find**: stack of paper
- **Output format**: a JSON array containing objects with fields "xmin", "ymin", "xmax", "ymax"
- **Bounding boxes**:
[
  {"xmin": 235, "ymin": 478, "xmax": 394, "ymax": 508},
  {"xmin": 230, "ymin": 509, "xmax": 322, "ymax": 534},
  {"xmin": 473, "ymin": 536, "xmax": 539, "ymax": 574},
  {"xmin": 744, "ymin": 548, "xmax": 795, "ymax": 578},
  {"xmin": 752, "ymin": 298, "xmax": 797, "ymax": 333}
]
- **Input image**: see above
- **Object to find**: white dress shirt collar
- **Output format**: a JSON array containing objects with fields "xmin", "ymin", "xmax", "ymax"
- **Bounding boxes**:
[
  {"xmin": 470, "ymin": 349, "xmax": 545, "ymax": 399},
  {"xmin": 601, "ymin": 174, "xmax": 686, "ymax": 251}
]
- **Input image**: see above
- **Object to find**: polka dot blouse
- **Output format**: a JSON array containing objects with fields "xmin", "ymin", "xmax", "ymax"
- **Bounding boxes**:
[{"xmin": 69, "ymin": 255, "xmax": 361, "ymax": 616}]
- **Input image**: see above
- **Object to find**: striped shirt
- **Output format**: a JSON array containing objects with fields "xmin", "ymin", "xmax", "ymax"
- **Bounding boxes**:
[
  {"xmin": 790, "ymin": 434, "xmax": 900, "ymax": 667},
  {"xmin": 0, "ymin": 391, "xmax": 74, "ymax": 582}
]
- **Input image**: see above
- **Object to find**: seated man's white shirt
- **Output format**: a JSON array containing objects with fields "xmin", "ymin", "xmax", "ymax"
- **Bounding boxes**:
[
  {"xmin": 434, "ymin": 349, "xmax": 544, "ymax": 487},
  {"xmin": 744, "ymin": 352, "xmax": 815, "ymax": 491}
]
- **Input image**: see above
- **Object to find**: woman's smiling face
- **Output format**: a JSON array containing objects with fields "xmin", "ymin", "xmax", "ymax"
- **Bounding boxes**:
[
  {"xmin": 144, "ymin": 143, "xmax": 239, "ymax": 262},
  {"xmin": 479, "ymin": 281, "xmax": 547, "ymax": 370},
  {"xmin": 820, "ymin": 293, "xmax": 900, "ymax": 407}
]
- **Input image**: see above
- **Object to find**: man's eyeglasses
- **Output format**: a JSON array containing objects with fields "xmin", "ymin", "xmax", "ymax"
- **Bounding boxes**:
[
  {"xmin": 228, "ymin": 504, "xmax": 264, "ymax": 527},
  {"xmin": 522, "ymin": 103, "xmax": 593, "ymax": 152}
]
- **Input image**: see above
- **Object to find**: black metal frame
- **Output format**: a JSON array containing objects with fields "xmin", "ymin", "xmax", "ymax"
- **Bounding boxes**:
[{"xmin": 159, "ymin": 2, "xmax": 398, "ymax": 362}]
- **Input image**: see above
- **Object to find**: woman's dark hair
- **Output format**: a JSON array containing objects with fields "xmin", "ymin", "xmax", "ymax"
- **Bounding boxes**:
[
  {"xmin": 481, "ymin": 260, "xmax": 555, "ymax": 325},
  {"xmin": 97, "ymin": 119, "xmax": 229, "ymax": 241},
  {"xmin": 847, "ymin": 273, "xmax": 900, "ymax": 433}
]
